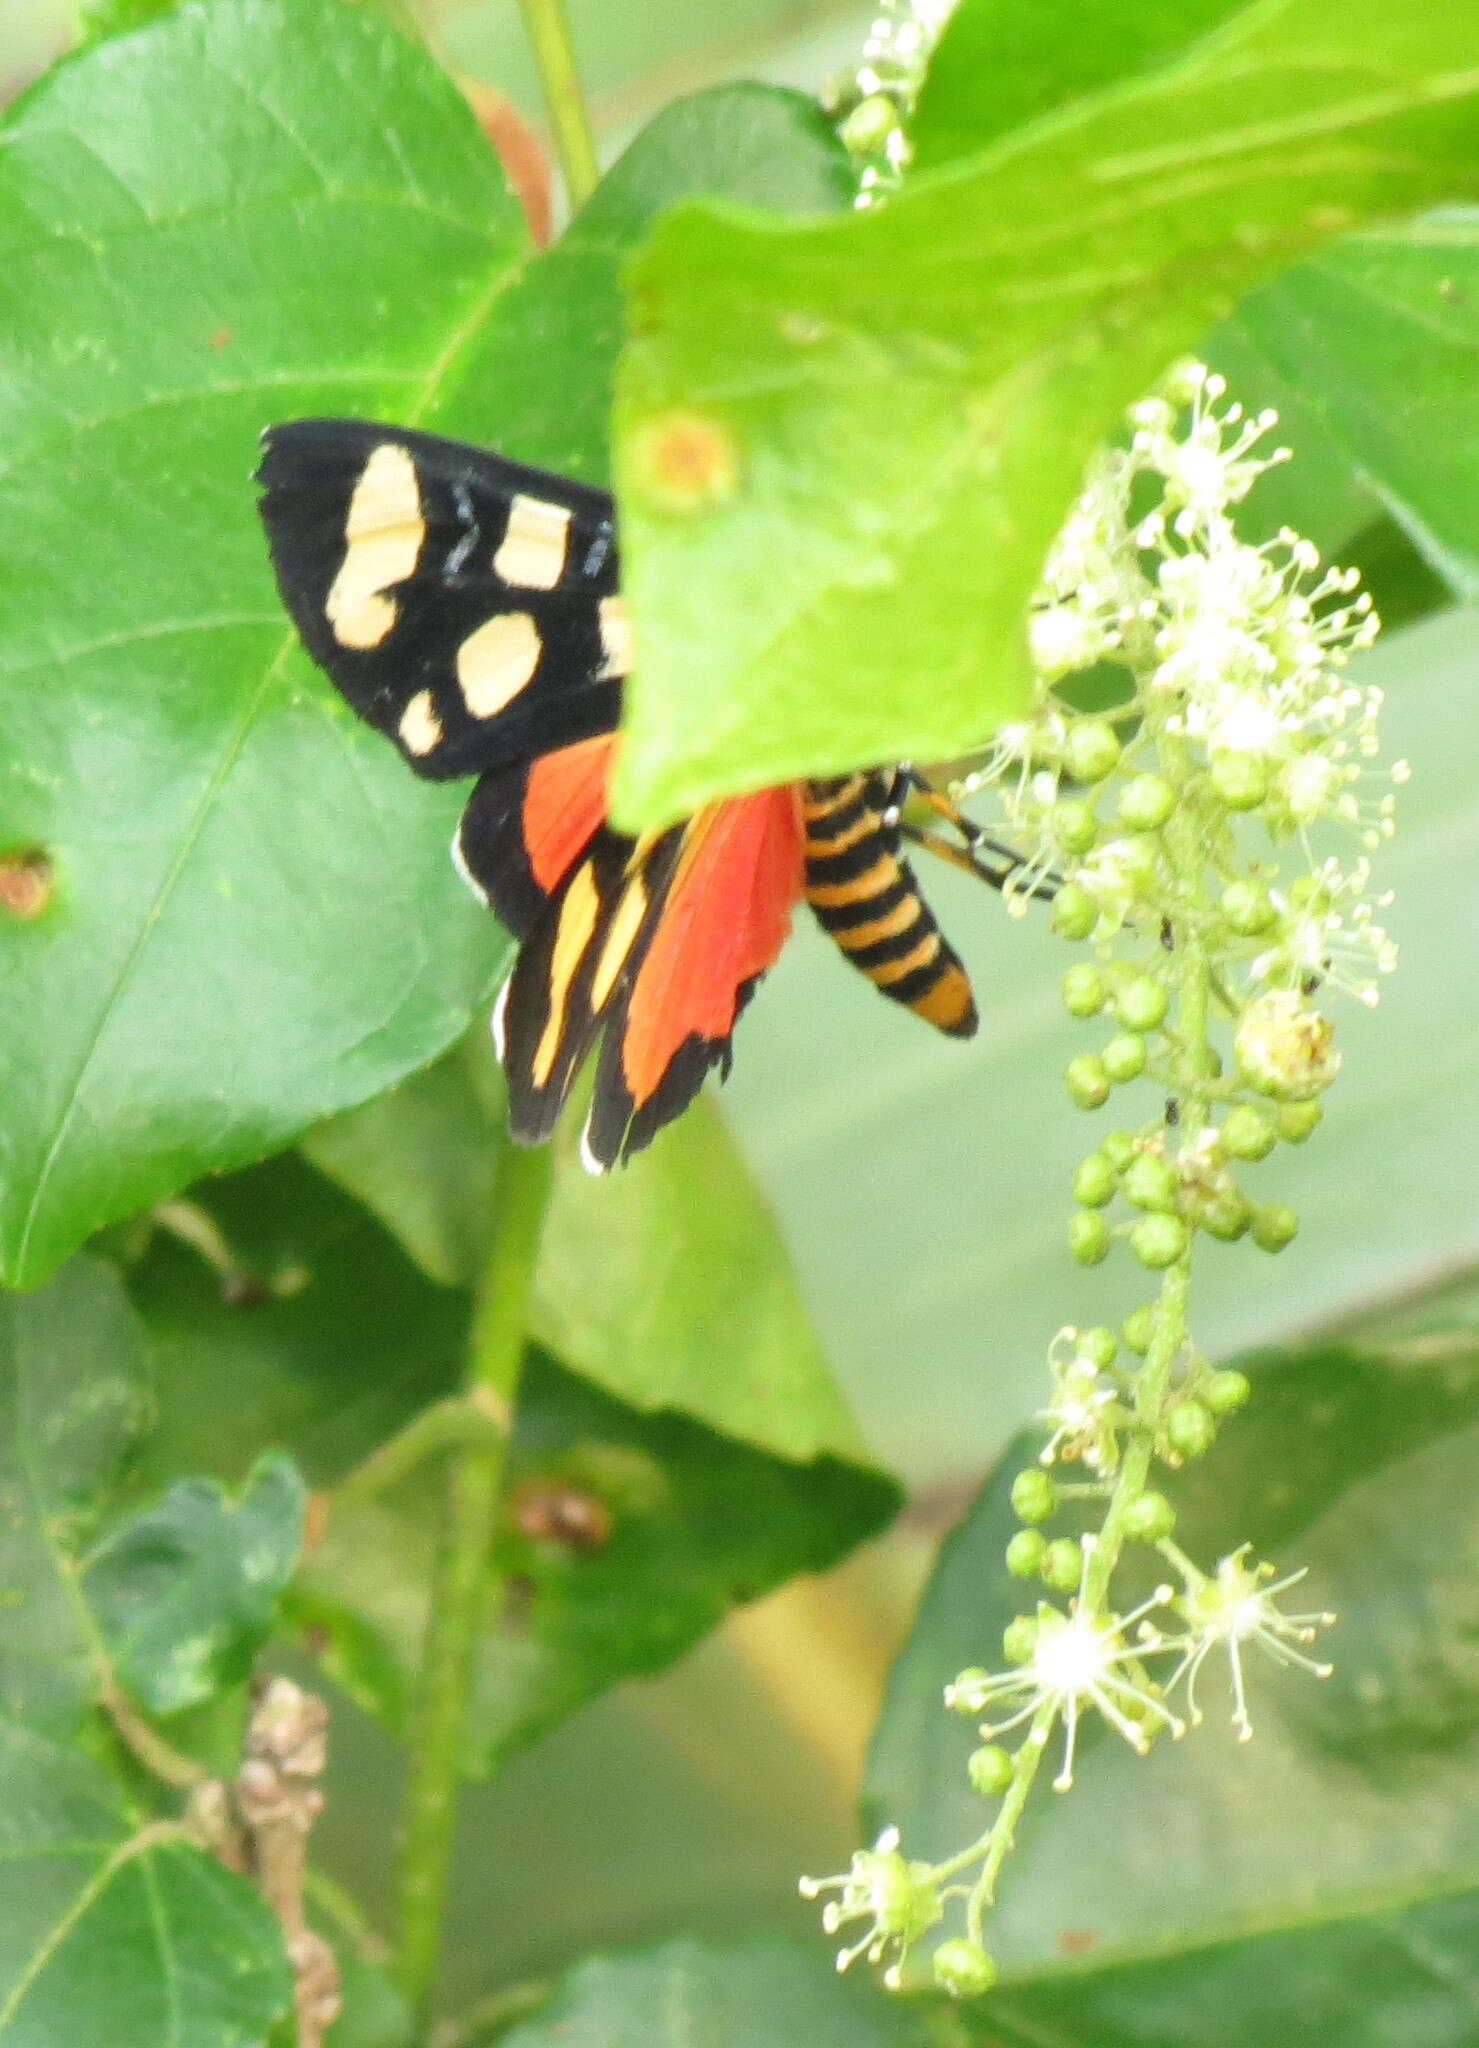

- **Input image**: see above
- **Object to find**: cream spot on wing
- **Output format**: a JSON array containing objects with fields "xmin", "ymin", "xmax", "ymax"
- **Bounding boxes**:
[
  {"xmin": 597, "ymin": 595, "xmax": 633, "ymax": 679},
  {"xmin": 493, "ymin": 494, "xmax": 571, "ymax": 590},
  {"xmin": 532, "ymin": 863, "xmax": 602, "ymax": 1087},
  {"xmin": 399, "ymin": 688, "xmax": 442, "ymax": 755},
  {"xmin": 456, "ymin": 612, "xmax": 542, "ymax": 719},
  {"xmin": 589, "ymin": 875, "xmax": 648, "ymax": 1011},
  {"xmin": 326, "ymin": 442, "xmax": 424, "ymax": 649}
]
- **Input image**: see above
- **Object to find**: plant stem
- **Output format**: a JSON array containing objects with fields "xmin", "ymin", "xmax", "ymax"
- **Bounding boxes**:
[
  {"xmin": 395, "ymin": 1135, "xmax": 554, "ymax": 2020},
  {"xmin": 1083, "ymin": 750, "xmax": 1211, "ymax": 1615},
  {"xmin": 515, "ymin": 0, "xmax": 599, "ymax": 207}
]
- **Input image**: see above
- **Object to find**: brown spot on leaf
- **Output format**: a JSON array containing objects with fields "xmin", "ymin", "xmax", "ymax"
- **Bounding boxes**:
[
  {"xmin": 629, "ymin": 408, "xmax": 740, "ymax": 514},
  {"xmin": 0, "ymin": 849, "xmax": 54, "ymax": 920},
  {"xmin": 1057, "ymin": 1928, "xmax": 1099, "ymax": 1955}
]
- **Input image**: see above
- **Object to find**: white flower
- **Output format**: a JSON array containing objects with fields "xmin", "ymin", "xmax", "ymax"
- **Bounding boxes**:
[
  {"xmin": 945, "ymin": 1544, "xmax": 1182, "ymax": 1789},
  {"xmin": 1165, "ymin": 1547, "xmax": 1335, "ymax": 1740},
  {"xmin": 799, "ymin": 1826, "xmax": 943, "ymax": 1987}
]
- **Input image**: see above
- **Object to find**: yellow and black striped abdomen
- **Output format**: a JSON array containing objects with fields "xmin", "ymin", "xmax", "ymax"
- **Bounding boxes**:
[{"xmin": 802, "ymin": 774, "xmax": 978, "ymax": 1038}]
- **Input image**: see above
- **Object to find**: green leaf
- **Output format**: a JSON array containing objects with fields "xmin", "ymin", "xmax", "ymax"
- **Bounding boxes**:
[
  {"xmin": 307, "ymin": 1046, "xmax": 869, "ymax": 1465},
  {"xmin": 120, "ymin": 1152, "xmax": 900, "ymax": 1771},
  {"xmin": 907, "ymin": 5, "xmax": 1479, "ymax": 595},
  {"xmin": 82, "ymin": 1451, "xmax": 305, "ymax": 1715},
  {"xmin": 459, "ymin": 81, "xmax": 854, "ymax": 483},
  {"xmin": 0, "ymin": 0, "xmax": 529, "ymax": 1288},
  {"xmin": 1220, "ymin": 211, "xmax": 1479, "ymax": 595},
  {"xmin": 0, "ymin": 1721, "xmax": 291, "ymax": 2047},
  {"xmin": 494, "ymin": 1937, "xmax": 935, "ymax": 2048},
  {"xmin": 911, "ymin": 0, "xmax": 1243, "ymax": 169},
  {"xmin": 610, "ymin": 0, "xmax": 1479, "ymax": 828},
  {"xmin": 0, "ymin": 7, "xmax": 861, "ymax": 1291},
  {"xmin": 975, "ymin": 1890, "xmax": 1479, "ymax": 2048},
  {"xmin": 868, "ymin": 1331, "xmax": 1479, "ymax": 2013},
  {"xmin": 722, "ymin": 604, "xmax": 1479, "ymax": 1486},
  {"xmin": 0, "ymin": 1257, "xmax": 151, "ymax": 1734}
]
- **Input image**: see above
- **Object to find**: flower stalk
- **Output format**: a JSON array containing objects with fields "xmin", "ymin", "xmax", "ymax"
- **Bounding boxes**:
[{"xmin": 802, "ymin": 362, "xmax": 1400, "ymax": 1995}]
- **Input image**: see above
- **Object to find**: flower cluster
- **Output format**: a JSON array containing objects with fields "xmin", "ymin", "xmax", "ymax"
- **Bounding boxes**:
[{"xmin": 803, "ymin": 363, "xmax": 1397, "ymax": 1997}]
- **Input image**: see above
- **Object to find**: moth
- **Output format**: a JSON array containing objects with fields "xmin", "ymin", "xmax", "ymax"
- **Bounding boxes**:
[{"xmin": 257, "ymin": 420, "xmax": 1032, "ymax": 1170}]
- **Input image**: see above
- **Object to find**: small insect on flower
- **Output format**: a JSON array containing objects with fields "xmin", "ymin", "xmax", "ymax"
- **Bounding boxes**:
[
  {"xmin": 799, "ymin": 1826, "xmax": 943, "ymax": 1987},
  {"xmin": 1165, "ymin": 1547, "xmax": 1335, "ymax": 1741}
]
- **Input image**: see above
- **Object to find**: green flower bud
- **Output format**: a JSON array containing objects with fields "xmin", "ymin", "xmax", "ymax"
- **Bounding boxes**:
[
  {"xmin": 1010, "ymin": 1468, "xmax": 1056, "ymax": 1524},
  {"xmin": 1002, "ymin": 1615, "xmax": 1038, "ymax": 1665},
  {"xmin": 1113, "ymin": 975, "xmax": 1169, "ymax": 1032},
  {"xmin": 1221, "ymin": 1104, "xmax": 1277, "ymax": 1160},
  {"xmin": 966, "ymin": 1745, "xmax": 1015, "ymax": 1798},
  {"xmin": 1251, "ymin": 1201, "xmax": 1299, "ymax": 1252},
  {"xmin": 1051, "ymin": 799, "xmax": 1099, "ymax": 854},
  {"xmin": 1062, "ymin": 962, "xmax": 1107, "ymax": 1017},
  {"xmin": 1123, "ymin": 1490, "xmax": 1176, "ymax": 1541},
  {"xmin": 1006, "ymin": 1529, "xmax": 1046, "ymax": 1577},
  {"xmin": 949, "ymin": 1666, "xmax": 990, "ymax": 1707},
  {"xmin": 1066, "ymin": 1055, "xmax": 1111, "ymax": 1109},
  {"xmin": 1219, "ymin": 879, "xmax": 1277, "ymax": 935},
  {"xmin": 1072, "ymin": 1152, "xmax": 1117, "ymax": 1207},
  {"xmin": 1235, "ymin": 991, "xmax": 1340, "ymax": 1101},
  {"xmin": 934, "ymin": 1937, "xmax": 998, "ymax": 2000},
  {"xmin": 1277, "ymin": 1099, "xmax": 1323, "ymax": 1143},
  {"xmin": 1078, "ymin": 1325, "xmax": 1118, "ymax": 1369},
  {"xmin": 1040, "ymin": 1537, "xmax": 1082, "ymax": 1592},
  {"xmin": 1117, "ymin": 773, "xmax": 1176, "ymax": 831},
  {"xmin": 1115, "ymin": 835, "xmax": 1162, "ymax": 891},
  {"xmin": 1209, "ymin": 751, "xmax": 1270, "ymax": 810},
  {"xmin": 1130, "ymin": 1212, "xmax": 1190, "ymax": 1268},
  {"xmin": 1122, "ymin": 1153, "xmax": 1178, "ymax": 1212},
  {"xmin": 1064, "ymin": 720, "xmax": 1122, "ymax": 783},
  {"xmin": 1122, "ymin": 1303, "xmax": 1157, "ymax": 1354},
  {"xmin": 1165, "ymin": 1400, "xmax": 1216, "ymax": 1458},
  {"xmin": 1070, "ymin": 1208, "xmax": 1111, "ymax": 1264},
  {"xmin": 1204, "ymin": 1368, "xmax": 1253, "ymax": 1415},
  {"xmin": 1196, "ymin": 1188, "xmax": 1252, "ymax": 1241},
  {"xmin": 839, "ymin": 91, "xmax": 902, "ymax": 152},
  {"xmin": 1051, "ymin": 881, "xmax": 1097, "ymax": 941},
  {"xmin": 1100, "ymin": 1129, "xmax": 1139, "ymax": 1172},
  {"xmin": 1102, "ymin": 1031, "xmax": 1148, "ymax": 1082}
]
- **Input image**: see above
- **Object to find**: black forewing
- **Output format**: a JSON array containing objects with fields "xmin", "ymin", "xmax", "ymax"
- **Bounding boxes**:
[{"xmin": 256, "ymin": 418, "xmax": 623, "ymax": 779}]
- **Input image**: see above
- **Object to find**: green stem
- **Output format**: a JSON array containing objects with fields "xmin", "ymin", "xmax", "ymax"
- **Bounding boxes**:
[
  {"xmin": 1084, "ymin": 760, "xmax": 1212, "ymax": 1614},
  {"xmin": 963, "ymin": 1703, "xmax": 1055, "ymax": 1945},
  {"xmin": 515, "ymin": 0, "xmax": 599, "ymax": 207},
  {"xmin": 395, "ymin": 1135, "xmax": 554, "ymax": 2020}
]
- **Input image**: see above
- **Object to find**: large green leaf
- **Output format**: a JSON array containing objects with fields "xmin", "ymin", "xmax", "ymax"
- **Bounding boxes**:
[
  {"xmin": 0, "ymin": 1257, "xmax": 151, "ymax": 1735},
  {"xmin": 910, "ymin": 0, "xmax": 1242, "ymax": 167},
  {"xmin": 306, "ymin": 1041, "xmax": 869, "ymax": 1465},
  {"xmin": 495, "ymin": 1937, "xmax": 935, "ymax": 2048},
  {"xmin": 1221, "ymin": 211, "xmax": 1479, "ymax": 596},
  {"xmin": 867, "ymin": 1331, "xmax": 1479, "ymax": 2027},
  {"xmin": 82, "ymin": 1451, "xmax": 305, "ymax": 1715},
  {"xmin": 0, "ymin": 1721, "xmax": 290, "ymax": 2047},
  {"xmin": 910, "ymin": 3, "xmax": 1479, "ymax": 590},
  {"xmin": 723, "ymin": 605, "xmax": 1479, "ymax": 1485},
  {"xmin": 0, "ymin": 0, "xmax": 855, "ymax": 1290},
  {"xmin": 121, "ymin": 1151, "xmax": 900, "ymax": 1772},
  {"xmin": 0, "ymin": 0, "xmax": 522, "ymax": 1287},
  {"xmin": 975, "ymin": 1890, "xmax": 1479, "ymax": 2048},
  {"xmin": 610, "ymin": 0, "xmax": 1479, "ymax": 828}
]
